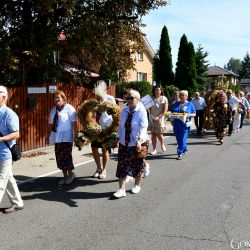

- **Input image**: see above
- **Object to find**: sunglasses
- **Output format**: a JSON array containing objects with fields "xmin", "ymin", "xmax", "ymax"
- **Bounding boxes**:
[{"xmin": 124, "ymin": 96, "xmax": 135, "ymax": 100}]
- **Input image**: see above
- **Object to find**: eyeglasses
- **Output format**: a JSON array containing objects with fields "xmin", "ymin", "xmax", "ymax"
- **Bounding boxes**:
[{"xmin": 124, "ymin": 96, "xmax": 135, "ymax": 100}]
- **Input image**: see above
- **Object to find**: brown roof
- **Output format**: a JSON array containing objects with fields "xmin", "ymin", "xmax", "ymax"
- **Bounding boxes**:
[{"xmin": 208, "ymin": 66, "xmax": 238, "ymax": 77}]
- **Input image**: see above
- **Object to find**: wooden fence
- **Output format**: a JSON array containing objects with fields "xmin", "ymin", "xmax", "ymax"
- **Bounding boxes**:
[{"xmin": 7, "ymin": 83, "xmax": 116, "ymax": 151}]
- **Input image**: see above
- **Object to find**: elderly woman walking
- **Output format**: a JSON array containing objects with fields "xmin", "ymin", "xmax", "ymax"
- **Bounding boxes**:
[
  {"xmin": 171, "ymin": 90, "xmax": 196, "ymax": 160},
  {"xmin": 212, "ymin": 92, "xmax": 232, "ymax": 144},
  {"xmin": 113, "ymin": 89, "xmax": 149, "ymax": 198},
  {"xmin": 48, "ymin": 90, "xmax": 77, "ymax": 185},
  {"xmin": 149, "ymin": 85, "xmax": 168, "ymax": 155}
]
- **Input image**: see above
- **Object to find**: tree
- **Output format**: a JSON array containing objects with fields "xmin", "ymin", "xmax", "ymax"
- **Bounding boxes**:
[
  {"xmin": 153, "ymin": 25, "xmax": 174, "ymax": 88},
  {"xmin": 239, "ymin": 52, "xmax": 250, "ymax": 79},
  {"xmin": 0, "ymin": 0, "xmax": 168, "ymax": 86},
  {"xmin": 175, "ymin": 34, "xmax": 198, "ymax": 95},
  {"xmin": 195, "ymin": 44, "xmax": 209, "ymax": 88},
  {"xmin": 175, "ymin": 34, "xmax": 189, "ymax": 90},
  {"xmin": 224, "ymin": 57, "xmax": 241, "ymax": 75}
]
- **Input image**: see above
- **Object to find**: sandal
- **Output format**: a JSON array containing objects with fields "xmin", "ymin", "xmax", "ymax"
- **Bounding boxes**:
[
  {"xmin": 93, "ymin": 170, "xmax": 102, "ymax": 178},
  {"xmin": 98, "ymin": 172, "xmax": 107, "ymax": 179},
  {"xmin": 4, "ymin": 205, "xmax": 24, "ymax": 214}
]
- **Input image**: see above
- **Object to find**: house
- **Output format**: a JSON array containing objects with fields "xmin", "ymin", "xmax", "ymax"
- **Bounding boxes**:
[
  {"xmin": 207, "ymin": 66, "xmax": 239, "ymax": 84},
  {"xmin": 126, "ymin": 36, "xmax": 154, "ymax": 83},
  {"xmin": 239, "ymin": 78, "xmax": 250, "ymax": 93}
]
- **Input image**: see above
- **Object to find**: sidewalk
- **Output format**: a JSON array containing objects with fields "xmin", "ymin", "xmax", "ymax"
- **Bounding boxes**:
[
  {"xmin": 13, "ymin": 144, "xmax": 95, "ymax": 182},
  {"xmin": 13, "ymin": 121, "xmax": 174, "ymax": 182}
]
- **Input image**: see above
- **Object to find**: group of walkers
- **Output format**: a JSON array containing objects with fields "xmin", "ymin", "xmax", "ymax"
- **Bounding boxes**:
[{"xmin": 1, "ymin": 84, "xmax": 249, "ymax": 213}]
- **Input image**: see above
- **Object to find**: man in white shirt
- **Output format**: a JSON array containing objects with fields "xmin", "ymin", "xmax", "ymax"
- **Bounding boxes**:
[
  {"xmin": 226, "ymin": 90, "xmax": 239, "ymax": 135},
  {"xmin": 191, "ymin": 92, "xmax": 206, "ymax": 136}
]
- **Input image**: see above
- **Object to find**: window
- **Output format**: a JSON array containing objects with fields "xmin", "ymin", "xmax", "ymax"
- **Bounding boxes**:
[
  {"xmin": 137, "ymin": 72, "xmax": 147, "ymax": 82},
  {"xmin": 136, "ymin": 52, "xmax": 143, "ymax": 61}
]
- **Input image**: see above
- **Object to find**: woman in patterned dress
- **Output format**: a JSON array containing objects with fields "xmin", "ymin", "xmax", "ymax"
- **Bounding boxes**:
[
  {"xmin": 48, "ymin": 90, "xmax": 78, "ymax": 185},
  {"xmin": 212, "ymin": 92, "xmax": 232, "ymax": 144},
  {"xmin": 149, "ymin": 85, "xmax": 168, "ymax": 155},
  {"xmin": 113, "ymin": 89, "xmax": 149, "ymax": 198}
]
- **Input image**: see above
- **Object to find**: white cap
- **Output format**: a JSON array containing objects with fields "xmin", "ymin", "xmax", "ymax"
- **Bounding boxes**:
[{"xmin": 0, "ymin": 86, "xmax": 8, "ymax": 97}]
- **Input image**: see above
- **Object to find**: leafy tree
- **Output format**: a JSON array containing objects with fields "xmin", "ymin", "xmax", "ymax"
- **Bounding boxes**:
[
  {"xmin": 224, "ymin": 57, "xmax": 241, "ymax": 75},
  {"xmin": 153, "ymin": 25, "xmax": 174, "ymax": 88},
  {"xmin": 239, "ymin": 52, "xmax": 250, "ymax": 79},
  {"xmin": 175, "ymin": 34, "xmax": 198, "ymax": 96},
  {"xmin": 0, "ymin": 0, "xmax": 167, "ymax": 86},
  {"xmin": 116, "ymin": 81, "xmax": 152, "ymax": 98},
  {"xmin": 195, "ymin": 44, "xmax": 209, "ymax": 88}
]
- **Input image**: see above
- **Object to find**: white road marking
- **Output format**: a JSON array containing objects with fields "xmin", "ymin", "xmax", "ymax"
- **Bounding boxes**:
[
  {"xmin": 17, "ymin": 135, "xmax": 171, "ymax": 185},
  {"xmin": 17, "ymin": 159, "xmax": 95, "ymax": 185}
]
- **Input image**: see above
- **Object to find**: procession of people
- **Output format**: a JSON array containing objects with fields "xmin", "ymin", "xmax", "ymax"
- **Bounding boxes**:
[{"xmin": 1, "ymin": 83, "xmax": 250, "ymax": 213}]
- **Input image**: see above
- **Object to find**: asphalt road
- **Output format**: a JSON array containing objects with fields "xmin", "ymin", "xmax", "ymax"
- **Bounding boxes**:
[{"xmin": 1, "ymin": 125, "xmax": 250, "ymax": 250}]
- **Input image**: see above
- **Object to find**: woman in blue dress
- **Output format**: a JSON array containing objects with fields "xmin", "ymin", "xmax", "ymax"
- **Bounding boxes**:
[{"xmin": 171, "ymin": 90, "xmax": 196, "ymax": 160}]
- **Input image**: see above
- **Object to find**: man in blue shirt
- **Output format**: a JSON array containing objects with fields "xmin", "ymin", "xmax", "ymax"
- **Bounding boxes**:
[
  {"xmin": 191, "ymin": 92, "xmax": 206, "ymax": 136},
  {"xmin": 0, "ymin": 86, "xmax": 23, "ymax": 214}
]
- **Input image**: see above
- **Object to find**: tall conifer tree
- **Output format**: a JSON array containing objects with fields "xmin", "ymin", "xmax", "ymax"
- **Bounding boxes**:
[
  {"xmin": 153, "ymin": 25, "xmax": 174, "ymax": 87},
  {"xmin": 239, "ymin": 52, "xmax": 250, "ymax": 78},
  {"xmin": 175, "ymin": 34, "xmax": 198, "ymax": 95},
  {"xmin": 175, "ymin": 34, "xmax": 189, "ymax": 90},
  {"xmin": 195, "ymin": 44, "xmax": 209, "ymax": 87}
]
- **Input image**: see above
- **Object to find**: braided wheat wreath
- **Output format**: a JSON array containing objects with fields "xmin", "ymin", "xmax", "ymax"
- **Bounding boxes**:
[{"xmin": 75, "ymin": 99, "xmax": 121, "ymax": 150}]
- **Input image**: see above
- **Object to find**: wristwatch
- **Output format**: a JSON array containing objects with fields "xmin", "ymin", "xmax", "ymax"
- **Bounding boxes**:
[{"xmin": 0, "ymin": 137, "xmax": 3, "ymax": 142}]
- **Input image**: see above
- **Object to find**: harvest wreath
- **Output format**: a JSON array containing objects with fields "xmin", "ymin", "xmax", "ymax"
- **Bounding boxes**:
[{"xmin": 75, "ymin": 99, "xmax": 121, "ymax": 150}]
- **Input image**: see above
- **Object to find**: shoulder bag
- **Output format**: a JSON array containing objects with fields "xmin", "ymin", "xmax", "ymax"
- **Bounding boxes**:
[{"xmin": 0, "ymin": 132, "xmax": 21, "ymax": 161}]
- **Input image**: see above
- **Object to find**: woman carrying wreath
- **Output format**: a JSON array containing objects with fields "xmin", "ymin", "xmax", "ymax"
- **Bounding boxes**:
[
  {"xmin": 113, "ymin": 89, "xmax": 149, "ymax": 198},
  {"xmin": 149, "ymin": 85, "xmax": 168, "ymax": 155},
  {"xmin": 91, "ymin": 81, "xmax": 116, "ymax": 179},
  {"xmin": 171, "ymin": 90, "xmax": 196, "ymax": 160},
  {"xmin": 212, "ymin": 92, "xmax": 232, "ymax": 144},
  {"xmin": 48, "ymin": 90, "xmax": 78, "ymax": 185}
]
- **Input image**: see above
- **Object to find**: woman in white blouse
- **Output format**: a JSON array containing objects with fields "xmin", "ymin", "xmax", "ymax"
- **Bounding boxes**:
[
  {"xmin": 113, "ymin": 89, "xmax": 149, "ymax": 198},
  {"xmin": 48, "ymin": 90, "xmax": 77, "ymax": 185}
]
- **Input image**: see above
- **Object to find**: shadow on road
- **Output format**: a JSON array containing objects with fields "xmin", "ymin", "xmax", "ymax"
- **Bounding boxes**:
[{"xmin": 19, "ymin": 176, "xmax": 117, "ymax": 207}]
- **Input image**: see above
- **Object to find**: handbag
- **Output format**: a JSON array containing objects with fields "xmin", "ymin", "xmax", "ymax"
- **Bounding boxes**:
[
  {"xmin": 0, "ymin": 132, "xmax": 21, "ymax": 161},
  {"xmin": 136, "ymin": 144, "xmax": 148, "ymax": 159}
]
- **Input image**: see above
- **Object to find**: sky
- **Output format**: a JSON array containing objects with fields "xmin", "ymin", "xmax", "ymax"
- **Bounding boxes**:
[{"xmin": 142, "ymin": 0, "xmax": 250, "ymax": 69}]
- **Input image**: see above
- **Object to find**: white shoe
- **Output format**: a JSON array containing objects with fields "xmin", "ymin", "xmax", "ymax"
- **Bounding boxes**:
[
  {"xmin": 58, "ymin": 179, "xmax": 66, "ymax": 185},
  {"xmin": 125, "ymin": 175, "xmax": 133, "ymax": 183},
  {"xmin": 131, "ymin": 185, "xmax": 141, "ymax": 194},
  {"xmin": 149, "ymin": 149, "xmax": 157, "ymax": 155},
  {"xmin": 65, "ymin": 173, "xmax": 76, "ymax": 185},
  {"xmin": 113, "ymin": 189, "xmax": 126, "ymax": 198},
  {"xmin": 144, "ymin": 163, "xmax": 150, "ymax": 177},
  {"xmin": 162, "ymin": 144, "xmax": 166, "ymax": 152}
]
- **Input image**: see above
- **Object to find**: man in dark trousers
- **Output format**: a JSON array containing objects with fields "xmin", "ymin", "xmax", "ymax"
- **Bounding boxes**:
[{"xmin": 191, "ymin": 92, "xmax": 206, "ymax": 136}]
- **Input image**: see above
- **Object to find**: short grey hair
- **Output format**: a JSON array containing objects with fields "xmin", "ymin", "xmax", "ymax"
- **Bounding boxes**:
[
  {"xmin": 179, "ymin": 90, "xmax": 188, "ymax": 98},
  {"xmin": 128, "ymin": 89, "xmax": 140, "ymax": 99}
]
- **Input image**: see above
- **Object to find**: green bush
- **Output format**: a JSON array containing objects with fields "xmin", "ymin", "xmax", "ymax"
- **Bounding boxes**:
[
  {"xmin": 116, "ymin": 81, "xmax": 152, "ymax": 98},
  {"xmin": 164, "ymin": 85, "xmax": 180, "ymax": 100},
  {"xmin": 228, "ymin": 83, "xmax": 240, "ymax": 92}
]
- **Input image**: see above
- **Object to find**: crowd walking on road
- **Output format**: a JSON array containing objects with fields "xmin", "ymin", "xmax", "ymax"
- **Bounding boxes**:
[{"xmin": 1, "ymin": 83, "xmax": 250, "ymax": 211}]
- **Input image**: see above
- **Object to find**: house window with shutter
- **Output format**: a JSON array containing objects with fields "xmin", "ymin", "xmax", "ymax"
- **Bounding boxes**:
[{"xmin": 137, "ymin": 72, "xmax": 147, "ymax": 82}]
